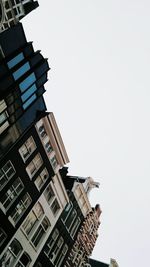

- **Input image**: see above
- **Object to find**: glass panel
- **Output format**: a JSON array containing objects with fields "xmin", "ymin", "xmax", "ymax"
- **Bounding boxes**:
[
  {"xmin": 31, "ymin": 217, "xmax": 50, "ymax": 247},
  {"xmin": 51, "ymin": 156, "xmax": 58, "ymax": 169},
  {"xmin": 45, "ymin": 141, "xmax": 53, "ymax": 154},
  {"xmin": 13, "ymin": 62, "xmax": 30, "ymax": 80},
  {"xmin": 19, "ymin": 73, "xmax": 36, "ymax": 92},
  {"xmin": 23, "ymin": 94, "xmax": 37, "ymax": 110},
  {"xmin": 35, "ymin": 168, "xmax": 49, "ymax": 190},
  {"xmin": 19, "ymin": 136, "xmax": 36, "ymax": 162},
  {"xmin": 21, "ymin": 84, "xmax": 37, "ymax": 102},
  {"xmin": 44, "ymin": 229, "xmax": 59, "ymax": 257},
  {"xmin": 1, "ymin": 239, "xmax": 22, "ymax": 267},
  {"xmin": 0, "ymin": 161, "xmax": 15, "ymax": 189},
  {"xmin": 0, "ymin": 228, "xmax": 7, "ymax": 246},
  {"xmin": 0, "ymin": 111, "xmax": 7, "ymax": 124},
  {"xmin": 16, "ymin": 252, "xmax": 31, "ymax": 267},
  {"xmin": 22, "ymin": 211, "xmax": 37, "ymax": 235},
  {"xmin": 1, "ymin": 188, "xmax": 17, "ymax": 209},
  {"xmin": 22, "ymin": 202, "xmax": 44, "ymax": 236},
  {"xmin": 56, "ymin": 244, "xmax": 68, "ymax": 267},
  {"xmin": 0, "ymin": 100, "xmax": 7, "ymax": 113},
  {"xmin": 38, "ymin": 125, "xmax": 46, "ymax": 138},
  {"xmin": 51, "ymin": 199, "xmax": 60, "ymax": 215},
  {"xmin": 10, "ymin": 193, "xmax": 32, "ymax": 224},
  {"xmin": 44, "ymin": 184, "xmax": 54, "ymax": 204},
  {"xmin": 7, "ymin": 53, "xmax": 24, "ymax": 69}
]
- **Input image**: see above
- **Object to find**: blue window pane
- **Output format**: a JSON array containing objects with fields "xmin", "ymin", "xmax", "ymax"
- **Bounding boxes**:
[
  {"xmin": 23, "ymin": 94, "xmax": 37, "ymax": 110},
  {"xmin": 19, "ymin": 73, "xmax": 36, "ymax": 92},
  {"xmin": 13, "ymin": 62, "xmax": 30, "ymax": 80},
  {"xmin": 7, "ymin": 53, "xmax": 24, "ymax": 69},
  {"xmin": 21, "ymin": 84, "xmax": 37, "ymax": 102}
]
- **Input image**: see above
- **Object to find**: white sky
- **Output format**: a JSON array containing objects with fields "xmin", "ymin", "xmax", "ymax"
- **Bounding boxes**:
[{"xmin": 24, "ymin": 1, "xmax": 150, "ymax": 266}]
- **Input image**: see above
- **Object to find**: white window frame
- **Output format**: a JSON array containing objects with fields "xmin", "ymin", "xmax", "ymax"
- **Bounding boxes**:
[
  {"xmin": 9, "ymin": 193, "xmax": 32, "ymax": 225},
  {"xmin": 0, "ymin": 228, "xmax": 7, "ymax": 247},
  {"xmin": 0, "ymin": 177, "xmax": 24, "ymax": 212},
  {"xmin": 31, "ymin": 216, "xmax": 50, "ymax": 248},
  {"xmin": 55, "ymin": 244, "xmax": 68, "ymax": 267},
  {"xmin": 26, "ymin": 153, "xmax": 43, "ymax": 178},
  {"xmin": 0, "ymin": 161, "xmax": 16, "ymax": 190},
  {"xmin": 50, "ymin": 198, "xmax": 60, "ymax": 216},
  {"xmin": 34, "ymin": 168, "xmax": 49, "ymax": 191},
  {"xmin": 44, "ymin": 183, "xmax": 55, "ymax": 204},
  {"xmin": 50, "ymin": 236, "xmax": 64, "ymax": 263},
  {"xmin": 44, "ymin": 229, "xmax": 59, "ymax": 258},
  {"xmin": 21, "ymin": 202, "xmax": 44, "ymax": 237},
  {"xmin": 19, "ymin": 136, "xmax": 36, "ymax": 162}
]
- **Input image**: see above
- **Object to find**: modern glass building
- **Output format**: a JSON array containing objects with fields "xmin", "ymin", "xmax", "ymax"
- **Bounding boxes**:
[{"xmin": 0, "ymin": 23, "xmax": 49, "ymax": 159}]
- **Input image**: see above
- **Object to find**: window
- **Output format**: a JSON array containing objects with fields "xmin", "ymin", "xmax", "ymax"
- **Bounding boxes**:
[
  {"xmin": 50, "ymin": 236, "xmax": 64, "ymax": 263},
  {"xmin": 51, "ymin": 199, "xmax": 60, "ymax": 216},
  {"xmin": 7, "ymin": 53, "xmax": 24, "ymax": 69},
  {"xmin": 1, "ymin": 239, "xmax": 31, "ymax": 267},
  {"xmin": 31, "ymin": 217, "xmax": 50, "ymax": 247},
  {"xmin": 15, "ymin": 252, "xmax": 31, "ymax": 267},
  {"xmin": 65, "ymin": 209, "xmax": 77, "ymax": 230},
  {"xmin": 44, "ymin": 229, "xmax": 59, "ymax": 257},
  {"xmin": 10, "ymin": 193, "xmax": 32, "ymax": 224},
  {"xmin": 19, "ymin": 136, "xmax": 36, "ymax": 162},
  {"xmin": 0, "ymin": 100, "xmax": 7, "ymax": 113},
  {"xmin": 26, "ymin": 154, "xmax": 43, "ymax": 178},
  {"xmin": 61, "ymin": 202, "xmax": 73, "ymax": 222},
  {"xmin": 1, "ymin": 239, "xmax": 22, "ymax": 267},
  {"xmin": 45, "ymin": 141, "xmax": 53, "ymax": 154},
  {"xmin": 19, "ymin": 73, "xmax": 36, "ymax": 92},
  {"xmin": 0, "ymin": 178, "xmax": 24, "ymax": 211},
  {"xmin": 22, "ymin": 202, "xmax": 44, "ymax": 236},
  {"xmin": 35, "ymin": 168, "xmax": 49, "ymax": 190},
  {"xmin": 50, "ymin": 156, "xmax": 58, "ymax": 169},
  {"xmin": 0, "ymin": 110, "xmax": 8, "ymax": 125},
  {"xmin": 70, "ymin": 217, "xmax": 81, "ymax": 237},
  {"xmin": 44, "ymin": 184, "xmax": 54, "ymax": 204},
  {"xmin": 38, "ymin": 125, "xmax": 46, "ymax": 138},
  {"xmin": 0, "ymin": 110, "xmax": 9, "ymax": 134},
  {"xmin": 0, "ymin": 120, "xmax": 9, "ymax": 134},
  {"xmin": 21, "ymin": 84, "xmax": 37, "ymax": 102},
  {"xmin": 23, "ymin": 94, "xmax": 37, "ymax": 110},
  {"xmin": 44, "ymin": 184, "xmax": 55, "ymax": 203},
  {"xmin": 55, "ymin": 244, "xmax": 68, "ymax": 267},
  {"xmin": 13, "ymin": 62, "xmax": 30, "ymax": 80},
  {"xmin": 0, "ymin": 161, "xmax": 16, "ymax": 190},
  {"xmin": 0, "ymin": 228, "xmax": 7, "ymax": 247}
]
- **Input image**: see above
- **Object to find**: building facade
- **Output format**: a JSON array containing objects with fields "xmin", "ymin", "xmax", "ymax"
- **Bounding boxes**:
[
  {"xmin": 0, "ymin": 23, "xmax": 49, "ymax": 158},
  {"xmin": 0, "ymin": 112, "xmax": 69, "ymax": 266}
]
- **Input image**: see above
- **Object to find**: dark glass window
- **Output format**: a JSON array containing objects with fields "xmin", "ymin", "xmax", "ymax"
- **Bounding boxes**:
[
  {"xmin": 0, "ymin": 228, "xmax": 7, "ymax": 247},
  {"xmin": 19, "ymin": 73, "xmax": 36, "ymax": 92},
  {"xmin": 7, "ymin": 53, "xmax": 24, "ymax": 69},
  {"xmin": 13, "ymin": 62, "xmax": 30, "ymax": 80},
  {"xmin": 21, "ymin": 84, "xmax": 37, "ymax": 102},
  {"xmin": 23, "ymin": 94, "xmax": 37, "ymax": 110}
]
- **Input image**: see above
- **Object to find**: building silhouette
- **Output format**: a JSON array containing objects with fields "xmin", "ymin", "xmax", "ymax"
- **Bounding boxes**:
[{"xmin": 0, "ymin": 2, "xmax": 120, "ymax": 267}]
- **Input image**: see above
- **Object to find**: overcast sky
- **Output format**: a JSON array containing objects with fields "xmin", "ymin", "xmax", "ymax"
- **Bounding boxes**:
[{"xmin": 24, "ymin": 1, "xmax": 150, "ymax": 266}]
